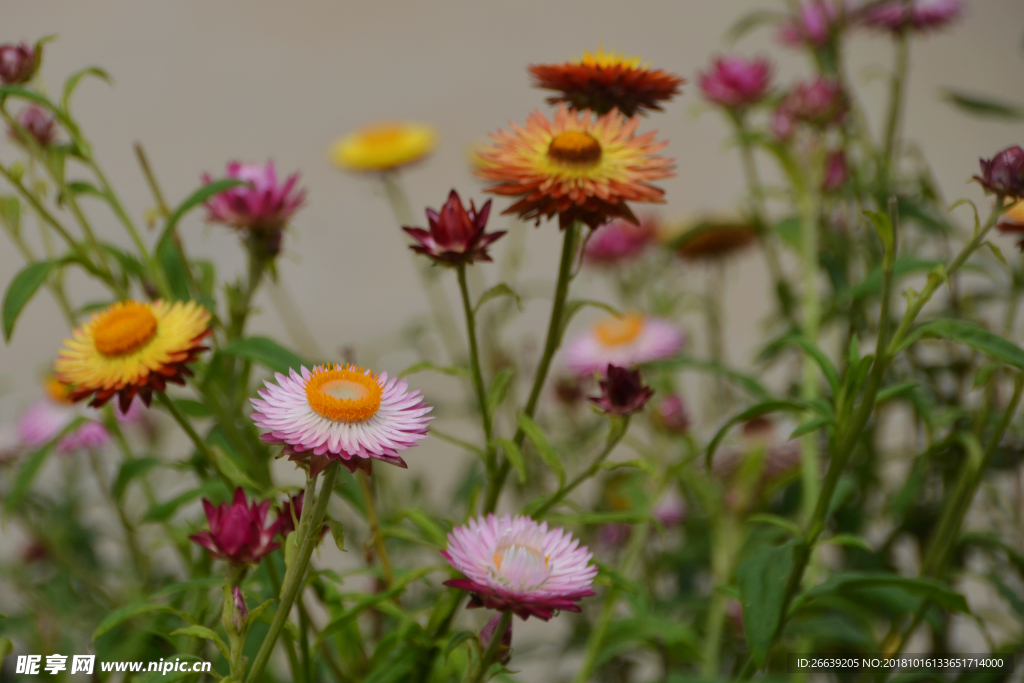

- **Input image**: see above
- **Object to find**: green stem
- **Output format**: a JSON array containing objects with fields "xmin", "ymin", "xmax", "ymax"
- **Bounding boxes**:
[
  {"xmin": 530, "ymin": 417, "xmax": 628, "ymax": 518},
  {"xmin": 1, "ymin": 219, "xmax": 76, "ymax": 327},
  {"xmin": 702, "ymin": 514, "xmax": 743, "ymax": 677},
  {"xmin": 245, "ymin": 464, "xmax": 339, "ymax": 683},
  {"xmin": 357, "ymin": 471, "xmax": 395, "ymax": 588},
  {"xmin": 797, "ymin": 179, "xmax": 821, "ymax": 526},
  {"xmin": 457, "ymin": 263, "xmax": 494, "ymax": 468},
  {"xmin": 86, "ymin": 447, "xmax": 147, "ymax": 580},
  {"xmin": 157, "ymin": 393, "xmax": 233, "ymax": 488},
  {"xmin": 881, "ymin": 32, "xmax": 910, "ymax": 183},
  {"xmin": 471, "ymin": 610, "xmax": 512, "ymax": 683},
  {"xmin": 265, "ymin": 558, "xmax": 305, "ymax": 683},
  {"xmin": 379, "ymin": 171, "xmax": 465, "ymax": 362},
  {"xmin": 485, "ymin": 222, "xmax": 579, "ymax": 513}
]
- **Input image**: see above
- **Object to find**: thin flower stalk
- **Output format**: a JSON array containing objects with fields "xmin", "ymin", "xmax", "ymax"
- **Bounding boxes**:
[
  {"xmin": 470, "ymin": 610, "xmax": 512, "ymax": 683},
  {"xmin": 457, "ymin": 263, "xmax": 494, "ymax": 469}
]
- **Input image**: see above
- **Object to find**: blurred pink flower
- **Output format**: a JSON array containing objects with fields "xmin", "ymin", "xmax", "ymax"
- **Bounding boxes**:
[
  {"xmin": 698, "ymin": 56, "xmax": 773, "ymax": 108},
  {"xmin": 563, "ymin": 313, "xmax": 684, "ymax": 376},
  {"xmin": 782, "ymin": 78, "xmax": 847, "ymax": 127},
  {"xmin": 9, "ymin": 105, "xmax": 55, "ymax": 147},
  {"xmin": 779, "ymin": 2, "xmax": 842, "ymax": 47},
  {"xmin": 203, "ymin": 161, "xmax": 306, "ymax": 232},
  {"xmin": 189, "ymin": 488, "xmax": 281, "ymax": 564},
  {"xmin": 17, "ymin": 398, "xmax": 109, "ymax": 454},
  {"xmin": 653, "ymin": 489, "xmax": 687, "ymax": 528},
  {"xmin": 653, "ymin": 394, "xmax": 691, "ymax": 433},
  {"xmin": 584, "ymin": 215, "xmax": 658, "ymax": 265},
  {"xmin": 859, "ymin": 0, "xmax": 961, "ymax": 33},
  {"xmin": 0, "ymin": 42, "xmax": 35, "ymax": 84},
  {"xmin": 822, "ymin": 150, "xmax": 849, "ymax": 191}
]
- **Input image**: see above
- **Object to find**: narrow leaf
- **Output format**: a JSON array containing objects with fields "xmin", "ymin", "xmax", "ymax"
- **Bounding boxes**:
[
  {"xmin": 801, "ymin": 572, "xmax": 969, "ymax": 613},
  {"xmin": 486, "ymin": 368, "xmax": 515, "ymax": 416},
  {"xmin": 443, "ymin": 631, "xmax": 478, "ymax": 661},
  {"xmin": 3, "ymin": 260, "xmax": 57, "ymax": 342},
  {"xmin": 169, "ymin": 625, "xmax": 230, "ymax": 660},
  {"xmin": 94, "ymin": 603, "xmax": 190, "ymax": 640},
  {"xmin": 560, "ymin": 299, "xmax": 622, "ymax": 341},
  {"xmin": 645, "ymin": 355, "xmax": 769, "ymax": 399},
  {"xmin": 3, "ymin": 418, "xmax": 84, "ymax": 517},
  {"xmin": 112, "ymin": 457, "xmax": 160, "ymax": 501},
  {"xmin": 60, "ymin": 67, "xmax": 112, "ymax": 114},
  {"xmin": 495, "ymin": 438, "xmax": 527, "ymax": 484},
  {"xmin": 518, "ymin": 413, "xmax": 565, "ymax": 487},
  {"xmin": 736, "ymin": 540, "xmax": 796, "ymax": 666},
  {"xmin": 162, "ymin": 178, "xmax": 249, "ymax": 238},
  {"xmin": 398, "ymin": 360, "xmax": 469, "ymax": 379},
  {"xmin": 747, "ymin": 514, "xmax": 801, "ymax": 536},
  {"xmin": 897, "ymin": 319, "xmax": 1024, "ymax": 369},
  {"xmin": 222, "ymin": 336, "xmax": 307, "ymax": 375},
  {"xmin": 941, "ymin": 89, "xmax": 1024, "ymax": 120},
  {"xmin": 762, "ymin": 335, "xmax": 839, "ymax": 396},
  {"xmin": 706, "ymin": 400, "xmax": 810, "ymax": 468},
  {"xmin": 325, "ymin": 519, "xmax": 346, "ymax": 551},
  {"xmin": 473, "ymin": 283, "xmax": 522, "ymax": 314},
  {"xmin": 142, "ymin": 481, "xmax": 225, "ymax": 523}
]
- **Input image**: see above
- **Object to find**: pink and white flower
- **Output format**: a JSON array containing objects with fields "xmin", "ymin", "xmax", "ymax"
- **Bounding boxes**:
[
  {"xmin": 583, "ymin": 215, "xmax": 658, "ymax": 266},
  {"xmin": 251, "ymin": 364, "xmax": 432, "ymax": 476},
  {"xmin": 442, "ymin": 514, "xmax": 597, "ymax": 620},
  {"xmin": 563, "ymin": 313, "xmax": 684, "ymax": 376}
]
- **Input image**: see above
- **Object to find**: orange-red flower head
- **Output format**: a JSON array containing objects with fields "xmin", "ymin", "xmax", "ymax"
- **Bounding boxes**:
[
  {"xmin": 528, "ymin": 47, "xmax": 685, "ymax": 117},
  {"xmin": 476, "ymin": 105, "xmax": 675, "ymax": 229}
]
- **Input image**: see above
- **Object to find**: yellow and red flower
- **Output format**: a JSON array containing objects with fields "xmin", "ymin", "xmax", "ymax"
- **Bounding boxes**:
[
  {"xmin": 476, "ymin": 105, "xmax": 674, "ymax": 229},
  {"xmin": 528, "ymin": 47, "xmax": 684, "ymax": 117},
  {"xmin": 54, "ymin": 300, "xmax": 212, "ymax": 411}
]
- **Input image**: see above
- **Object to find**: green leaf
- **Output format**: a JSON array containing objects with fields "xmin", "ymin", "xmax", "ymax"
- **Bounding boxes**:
[
  {"xmin": 430, "ymin": 428, "xmax": 485, "ymax": 459},
  {"xmin": 244, "ymin": 599, "xmax": 274, "ymax": 631},
  {"xmin": 473, "ymin": 283, "xmax": 522, "ymax": 314},
  {"xmin": 761, "ymin": 335, "xmax": 839, "ymax": 396},
  {"xmin": 747, "ymin": 513, "xmax": 801, "ymax": 536},
  {"xmin": 801, "ymin": 572, "xmax": 969, "ymax": 613},
  {"xmin": 560, "ymin": 299, "xmax": 622, "ymax": 341},
  {"xmin": 897, "ymin": 319, "xmax": 1024, "ymax": 369},
  {"xmin": 210, "ymin": 445, "xmax": 259, "ymax": 490},
  {"xmin": 398, "ymin": 508, "xmax": 449, "ymax": 548},
  {"xmin": 518, "ymin": 413, "xmax": 565, "ymax": 487},
  {"xmin": 495, "ymin": 438, "xmax": 526, "ymax": 484},
  {"xmin": 93, "ymin": 603, "xmax": 191, "ymax": 640},
  {"xmin": 169, "ymin": 625, "xmax": 229, "ymax": 660},
  {"xmin": 112, "ymin": 457, "xmax": 160, "ymax": 502},
  {"xmin": 156, "ymin": 231, "xmax": 191, "ymax": 301},
  {"xmin": 3, "ymin": 418, "xmax": 84, "ymax": 517},
  {"xmin": 162, "ymin": 178, "xmax": 249, "ymax": 238},
  {"xmin": 443, "ymin": 631, "xmax": 478, "ymax": 661},
  {"xmin": 841, "ymin": 257, "xmax": 942, "ymax": 303},
  {"xmin": 601, "ymin": 459, "xmax": 657, "ymax": 477},
  {"xmin": 398, "ymin": 360, "xmax": 469, "ymax": 379},
  {"xmin": 0, "ymin": 196, "xmax": 21, "ymax": 234},
  {"xmin": 789, "ymin": 415, "xmax": 833, "ymax": 439},
  {"xmin": 222, "ymin": 336, "xmax": 307, "ymax": 375},
  {"xmin": 325, "ymin": 518, "xmax": 346, "ymax": 552},
  {"xmin": 318, "ymin": 567, "xmax": 437, "ymax": 642},
  {"xmin": 645, "ymin": 355, "xmax": 770, "ymax": 399},
  {"xmin": 173, "ymin": 398, "xmax": 211, "ymax": 418},
  {"xmin": 706, "ymin": 400, "xmax": 811, "ymax": 468},
  {"xmin": 736, "ymin": 540, "xmax": 796, "ymax": 666},
  {"xmin": 544, "ymin": 511, "xmax": 650, "ymax": 525},
  {"xmin": 3, "ymin": 260, "xmax": 57, "ymax": 342},
  {"xmin": 821, "ymin": 534, "xmax": 873, "ymax": 552},
  {"xmin": 876, "ymin": 381, "xmax": 919, "ymax": 403},
  {"xmin": 486, "ymin": 368, "xmax": 515, "ymax": 417},
  {"xmin": 864, "ymin": 210, "xmax": 894, "ymax": 258},
  {"xmin": 0, "ymin": 636, "xmax": 12, "ymax": 668},
  {"xmin": 60, "ymin": 67, "xmax": 112, "ymax": 114},
  {"xmin": 941, "ymin": 89, "xmax": 1024, "ymax": 120},
  {"xmin": 142, "ymin": 481, "xmax": 226, "ymax": 523}
]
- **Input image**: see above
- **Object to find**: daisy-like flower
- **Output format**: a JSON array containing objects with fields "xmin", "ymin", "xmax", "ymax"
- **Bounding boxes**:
[
  {"xmin": 189, "ymin": 488, "xmax": 280, "ymax": 565},
  {"xmin": 476, "ymin": 104, "xmax": 675, "ymax": 229},
  {"xmin": 563, "ymin": 313, "xmax": 684, "ymax": 376},
  {"xmin": 528, "ymin": 46, "xmax": 685, "ymax": 117},
  {"xmin": 17, "ymin": 378, "xmax": 110, "ymax": 454},
  {"xmin": 251, "ymin": 364, "xmax": 432, "ymax": 476},
  {"xmin": 442, "ymin": 514, "xmax": 597, "ymax": 620},
  {"xmin": 54, "ymin": 300, "xmax": 213, "ymax": 411},
  {"xmin": 674, "ymin": 220, "xmax": 758, "ymax": 261},
  {"xmin": 204, "ymin": 161, "xmax": 306, "ymax": 233},
  {"xmin": 583, "ymin": 214, "xmax": 658, "ymax": 265},
  {"xmin": 331, "ymin": 121, "xmax": 437, "ymax": 172},
  {"xmin": 402, "ymin": 190, "xmax": 505, "ymax": 267}
]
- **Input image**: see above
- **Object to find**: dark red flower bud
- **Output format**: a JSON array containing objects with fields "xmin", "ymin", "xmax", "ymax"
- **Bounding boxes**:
[
  {"xmin": 783, "ymin": 78, "xmax": 847, "ymax": 127},
  {"xmin": 189, "ymin": 488, "xmax": 280, "ymax": 564},
  {"xmin": 974, "ymin": 145, "xmax": 1024, "ymax": 199},
  {"xmin": 232, "ymin": 586, "xmax": 248, "ymax": 631},
  {"xmin": 8, "ymin": 105, "xmax": 56, "ymax": 148},
  {"xmin": 0, "ymin": 42, "xmax": 35, "ymax": 85},
  {"xmin": 403, "ymin": 190, "xmax": 505, "ymax": 267},
  {"xmin": 589, "ymin": 365, "xmax": 654, "ymax": 416},
  {"xmin": 480, "ymin": 614, "xmax": 513, "ymax": 664},
  {"xmin": 821, "ymin": 150, "xmax": 849, "ymax": 192}
]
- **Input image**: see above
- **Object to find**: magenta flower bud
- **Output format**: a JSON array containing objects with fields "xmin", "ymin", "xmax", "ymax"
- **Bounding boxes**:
[
  {"xmin": 583, "ymin": 215, "xmax": 657, "ymax": 265},
  {"xmin": 974, "ymin": 145, "xmax": 1024, "ymax": 199},
  {"xmin": 653, "ymin": 394, "xmax": 691, "ymax": 433},
  {"xmin": 779, "ymin": 1, "xmax": 842, "ymax": 47},
  {"xmin": 859, "ymin": 0, "xmax": 962, "ymax": 33},
  {"xmin": 0, "ymin": 42, "xmax": 35, "ymax": 85},
  {"xmin": 821, "ymin": 150, "xmax": 849, "ymax": 192},
  {"xmin": 9, "ymin": 106, "xmax": 56, "ymax": 148},
  {"xmin": 276, "ymin": 491, "xmax": 329, "ymax": 541},
  {"xmin": 203, "ymin": 161, "xmax": 306, "ymax": 233},
  {"xmin": 56, "ymin": 421, "xmax": 110, "ymax": 454},
  {"xmin": 770, "ymin": 107, "xmax": 796, "ymax": 141},
  {"xmin": 653, "ymin": 489, "xmax": 687, "ymax": 528},
  {"xmin": 232, "ymin": 586, "xmax": 248, "ymax": 631},
  {"xmin": 783, "ymin": 78, "xmax": 847, "ymax": 127},
  {"xmin": 189, "ymin": 488, "xmax": 281, "ymax": 564},
  {"xmin": 589, "ymin": 365, "xmax": 655, "ymax": 417},
  {"xmin": 480, "ymin": 614, "xmax": 513, "ymax": 664},
  {"xmin": 403, "ymin": 190, "xmax": 505, "ymax": 267},
  {"xmin": 697, "ymin": 56, "xmax": 773, "ymax": 109}
]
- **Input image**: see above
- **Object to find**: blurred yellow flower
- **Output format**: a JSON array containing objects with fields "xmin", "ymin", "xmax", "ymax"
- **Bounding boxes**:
[{"xmin": 331, "ymin": 121, "xmax": 437, "ymax": 172}]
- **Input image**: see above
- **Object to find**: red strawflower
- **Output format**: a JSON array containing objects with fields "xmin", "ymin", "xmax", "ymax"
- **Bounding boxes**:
[
  {"xmin": 974, "ymin": 145, "xmax": 1024, "ymax": 199},
  {"xmin": 189, "ymin": 488, "xmax": 281, "ymax": 564},
  {"xmin": 698, "ymin": 56, "xmax": 773, "ymax": 109},
  {"xmin": 403, "ymin": 190, "xmax": 504, "ymax": 267},
  {"xmin": 589, "ymin": 365, "xmax": 654, "ymax": 416}
]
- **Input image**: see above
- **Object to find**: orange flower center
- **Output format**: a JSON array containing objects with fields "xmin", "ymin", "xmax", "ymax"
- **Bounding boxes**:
[
  {"xmin": 93, "ymin": 303, "xmax": 159, "ymax": 357},
  {"xmin": 548, "ymin": 130, "xmax": 602, "ymax": 167},
  {"xmin": 305, "ymin": 365, "xmax": 383, "ymax": 423},
  {"xmin": 492, "ymin": 542, "xmax": 549, "ymax": 572},
  {"xmin": 44, "ymin": 376, "xmax": 73, "ymax": 404},
  {"xmin": 358, "ymin": 124, "xmax": 406, "ymax": 149},
  {"xmin": 593, "ymin": 313, "xmax": 645, "ymax": 347}
]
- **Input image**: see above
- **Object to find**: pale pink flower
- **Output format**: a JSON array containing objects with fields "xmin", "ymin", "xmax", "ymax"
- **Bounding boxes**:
[
  {"xmin": 442, "ymin": 514, "xmax": 597, "ymax": 620},
  {"xmin": 563, "ymin": 313, "xmax": 684, "ymax": 376},
  {"xmin": 583, "ymin": 215, "xmax": 658, "ymax": 265},
  {"xmin": 859, "ymin": 0, "xmax": 962, "ymax": 33},
  {"xmin": 779, "ymin": 2, "xmax": 843, "ymax": 46}
]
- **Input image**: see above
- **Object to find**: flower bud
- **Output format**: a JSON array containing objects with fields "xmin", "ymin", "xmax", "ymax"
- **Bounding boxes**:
[
  {"xmin": 0, "ymin": 42, "xmax": 35, "ymax": 85},
  {"xmin": 974, "ymin": 146, "xmax": 1024, "ymax": 199},
  {"xmin": 403, "ymin": 190, "xmax": 504, "ymax": 267},
  {"xmin": 589, "ymin": 365, "xmax": 654, "ymax": 416},
  {"xmin": 652, "ymin": 394, "xmax": 691, "ymax": 433},
  {"xmin": 232, "ymin": 586, "xmax": 248, "ymax": 632},
  {"xmin": 480, "ymin": 614, "xmax": 513, "ymax": 664},
  {"xmin": 778, "ymin": 1, "xmax": 842, "ymax": 47},
  {"xmin": 698, "ymin": 56, "xmax": 773, "ymax": 109},
  {"xmin": 821, "ymin": 150, "xmax": 849, "ymax": 192},
  {"xmin": 783, "ymin": 78, "xmax": 846, "ymax": 127},
  {"xmin": 9, "ymin": 105, "xmax": 56, "ymax": 148}
]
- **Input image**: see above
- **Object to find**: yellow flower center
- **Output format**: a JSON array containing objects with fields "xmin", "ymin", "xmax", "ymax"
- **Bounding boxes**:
[
  {"xmin": 305, "ymin": 365, "xmax": 383, "ymax": 423},
  {"xmin": 44, "ymin": 376, "xmax": 73, "ymax": 404},
  {"xmin": 548, "ymin": 130, "xmax": 602, "ymax": 167},
  {"xmin": 93, "ymin": 303, "xmax": 159, "ymax": 358},
  {"xmin": 575, "ymin": 46, "xmax": 645, "ymax": 70},
  {"xmin": 357, "ymin": 124, "xmax": 408, "ymax": 149},
  {"xmin": 593, "ymin": 313, "xmax": 645, "ymax": 347},
  {"xmin": 492, "ymin": 542, "xmax": 549, "ymax": 572}
]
